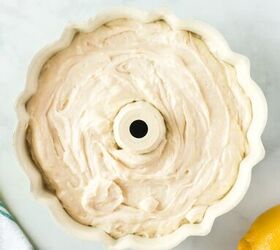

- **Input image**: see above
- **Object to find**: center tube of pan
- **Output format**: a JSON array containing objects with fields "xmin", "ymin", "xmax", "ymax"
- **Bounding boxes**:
[{"xmin": 113, "ymin": 101, "xmax": 166, "ymax": 154}]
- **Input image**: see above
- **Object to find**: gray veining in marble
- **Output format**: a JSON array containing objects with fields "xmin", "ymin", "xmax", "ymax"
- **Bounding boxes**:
[{"xmin": 0, "ymin": 0, "xmax": 280, "ymax": 249}]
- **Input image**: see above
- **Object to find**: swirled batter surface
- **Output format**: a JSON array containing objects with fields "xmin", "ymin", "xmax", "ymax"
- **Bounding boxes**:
[{"xmin": 26, "ymin": 18, "xmax": 252, "ymax": 238}]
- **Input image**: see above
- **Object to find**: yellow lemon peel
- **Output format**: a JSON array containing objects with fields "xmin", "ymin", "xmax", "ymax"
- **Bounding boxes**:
[{"xmin": 238, "ymin": 205, "xmax": 280, "ymax": 250}]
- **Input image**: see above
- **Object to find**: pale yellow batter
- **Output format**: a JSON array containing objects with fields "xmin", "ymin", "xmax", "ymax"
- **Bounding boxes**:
[{"xmin": 26, "ymin": 18, "xmax": 251, "ymax": 238}]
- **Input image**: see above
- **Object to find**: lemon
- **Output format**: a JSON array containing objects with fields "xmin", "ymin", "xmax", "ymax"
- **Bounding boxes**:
[{"xmin": 238, "ymin": 205, "xmax": 280, "ymax": 250}]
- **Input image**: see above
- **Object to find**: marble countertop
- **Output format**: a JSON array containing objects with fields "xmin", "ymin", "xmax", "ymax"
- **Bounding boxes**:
[{"xmin": 0, "ymin": 0, "xmax": 279, "ymax": 249}]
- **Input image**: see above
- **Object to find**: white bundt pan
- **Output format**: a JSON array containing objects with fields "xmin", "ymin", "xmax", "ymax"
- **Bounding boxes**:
[{"xmin": 15, "ymin": 8, "xmax": 267, "ymax": 250}]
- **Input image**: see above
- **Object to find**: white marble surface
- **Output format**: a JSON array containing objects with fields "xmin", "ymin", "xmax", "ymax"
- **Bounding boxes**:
[{"xmin": 0, "ymin": 0, "xmax": 279, "ymax": 249}]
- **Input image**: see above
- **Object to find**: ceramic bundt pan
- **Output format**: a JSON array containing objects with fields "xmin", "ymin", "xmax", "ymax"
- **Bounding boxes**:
[{"xmin": 15, "ymin": 8, "xmax": 267, "ymax": 250}]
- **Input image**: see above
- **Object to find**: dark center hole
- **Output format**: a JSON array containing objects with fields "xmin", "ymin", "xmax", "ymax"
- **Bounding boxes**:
[{"xmin": 129, "ymin": 120, "xmax": 148, "ymax": 138}]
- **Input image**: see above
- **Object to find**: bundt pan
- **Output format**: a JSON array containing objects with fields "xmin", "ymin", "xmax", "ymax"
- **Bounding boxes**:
[{"xmin": 15, "ymin": 8, "xmax": 267, "ymax": 250}]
